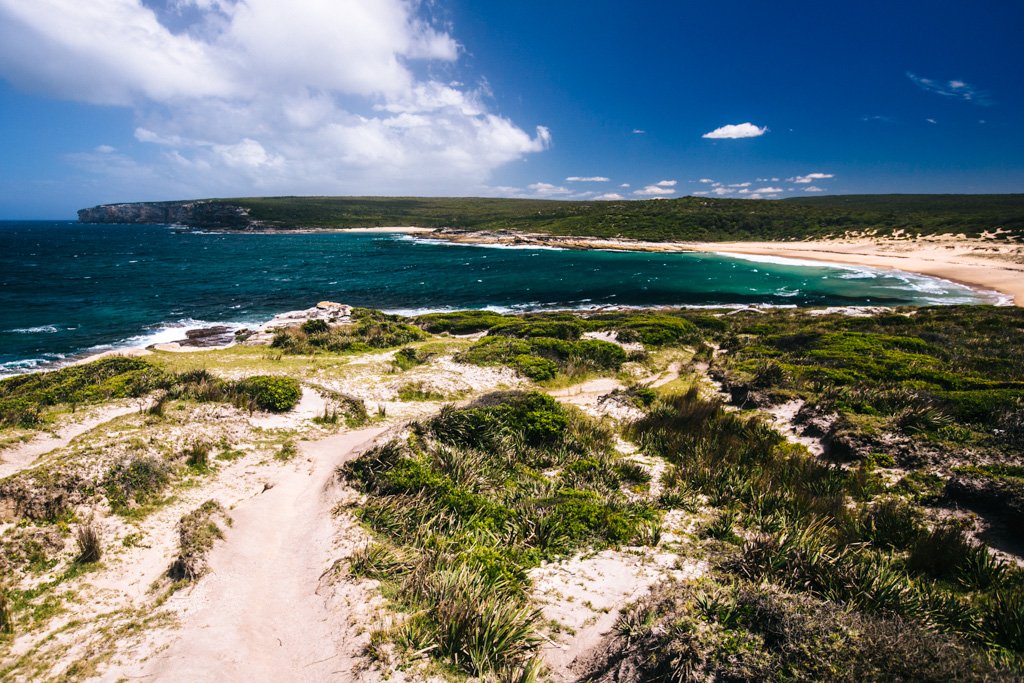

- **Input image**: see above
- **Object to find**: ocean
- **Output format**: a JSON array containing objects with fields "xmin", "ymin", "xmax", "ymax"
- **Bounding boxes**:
[{"xmin": 0, "ymin": 221, "xmax": 1001, "ymax": 375}]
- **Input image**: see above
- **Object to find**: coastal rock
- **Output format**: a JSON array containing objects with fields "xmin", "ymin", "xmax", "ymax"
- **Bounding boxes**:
[
  {"xmin": 242, "ymin": 301, "xmax": 354, "ymax": 345},
  {"xmin": 77, "ymin": 201, "xmax": 254, "ymax": 228}
]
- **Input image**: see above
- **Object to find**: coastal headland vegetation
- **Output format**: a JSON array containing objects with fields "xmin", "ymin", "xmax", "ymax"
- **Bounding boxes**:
[
  {"xmin": 1, "ymin": 302, "xmax": 1023, "ymax": 679},
  {"xmin": 78, "ymin": 193, "xmax": 1024, "ymax": 241}
]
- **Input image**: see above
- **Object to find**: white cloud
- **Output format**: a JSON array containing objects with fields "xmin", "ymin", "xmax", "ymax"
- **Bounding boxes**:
[
  {"xmin": 566, "ymin": 176, "xmax": 610, "ymax": 183},
  {"xmin": 632, "ymin": 129, "xmax": 645, "ymax": 134},
  {"xmin": 790, "ymin": 172, "xmax": 834, "ymax": 184},
  {"xmin": 528, "ymin": 182, "xmax": 570, "ymax": 196},
  {"xmin": 702, "ymin": 122, "xmax": 767, "ymax": 139},
  {"xmin": 634, "ymin": 184, "xmax": 676, "ymax": 197},
  {"xmin": 728, "ymin": 182, "xmax": 751, "ymax": 188},
  {"xmin": 594, "ymin": 193, "xmax": 625, "ymax": 201},
  {"xmin": 655, "ymin": 179, "xmax": 677, "ymax": 187},
  {"xmin": 752, "ymin": 187, "xmax": 784, "ymax": 193},
  {"xmin": 803, "ymin": 186, "xmax": 825, "ymax": 192},
  {"xmin": 619, "ymin": 183, "xmax": 630, "ymax": 188},
  {"xmin": 699, "ymin": 178, "xmax": 714, "ymax": 184},
  {"xmin": 94, "ymin": 144, "xmax": 116, "ymax": 154},
  {"xmin": 926, "ymin": 118, "xmax": 937, "ymax": 124},
  {"xmin": 0, "ymin": 0, "xmax": 550, "ymax": 197},
  {"xmin": 907, "ymin": 72, "xmax": 992, "ymax": 105}
]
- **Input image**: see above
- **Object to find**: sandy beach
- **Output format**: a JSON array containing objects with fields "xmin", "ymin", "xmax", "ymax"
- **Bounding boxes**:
[{"xmin": 423, "ymin": 230, "xmax": 1024, "ymax": 306}]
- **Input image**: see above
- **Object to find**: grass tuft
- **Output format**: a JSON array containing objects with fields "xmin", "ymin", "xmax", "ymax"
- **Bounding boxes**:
[{"xmin": 75, "ymin": 521, "xmax": 102, "ymax": 564}]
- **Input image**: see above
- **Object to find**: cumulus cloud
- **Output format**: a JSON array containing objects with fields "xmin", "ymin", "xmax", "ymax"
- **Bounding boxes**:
[
  {"xmin": 702, "ymin": 122, "xmax": 767, "ymax": 139},
  {"xmin": 632, "ymin": 129, "xmax": 645, "ymax": 134},
  {"xmin": 790, "ymin": 172, "xmax": 834, "ymax": 184},
  {"xmin": 594, "ymin": 193, "xmax": 625, "ymax": 201},
  {"xmin": 0, "ymin": 0, "xmax": 550, "ymax": 197},
  {"xmin": 752, "ymin": 186, "xmax": 784, "ymax": 193},
  {"xmin": 803, "ymin": 186, "xmax": 825, "ymax": 192},
  {"xmin": 907, "ymin": 72, "xmax": 992, "ymax": 105},
  {"xmin": 566, "ymin": 176, "xmax": 610, "ymax": 182},
  {"xmin": 528, "ymin": 182, "xmax": 570, "ymax": 196},
  {"xmin": 634, "ymin": 184, "xmax": 675, "ymax": 197},
  {"xmin": 655, "ymin": 179, "xmax": 677, "ymax": 187}
]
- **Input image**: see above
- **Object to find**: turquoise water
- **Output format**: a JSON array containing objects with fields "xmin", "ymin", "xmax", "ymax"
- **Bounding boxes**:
[{"xmin": 0, "ymin": 221, "xmax": 999, "ymax": 375}]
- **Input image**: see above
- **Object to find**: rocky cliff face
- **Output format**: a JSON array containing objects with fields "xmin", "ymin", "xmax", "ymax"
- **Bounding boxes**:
[{"xmin": 77, "ymin": 201, "xmax": 254, "ymax": 228}]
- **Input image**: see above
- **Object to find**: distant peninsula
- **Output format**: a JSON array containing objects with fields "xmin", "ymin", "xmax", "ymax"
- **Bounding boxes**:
[{"xmin": 78, "ymin": 194, "xmax": 1024, "ymax": 242}]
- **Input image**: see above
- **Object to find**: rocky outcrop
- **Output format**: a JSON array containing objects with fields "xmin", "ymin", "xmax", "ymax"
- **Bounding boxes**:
[{"xmin": 77, "ymin": 201, "xmax": 253, "ymax": 228}]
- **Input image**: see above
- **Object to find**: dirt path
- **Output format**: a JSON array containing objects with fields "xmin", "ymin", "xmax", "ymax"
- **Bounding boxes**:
[
  {"xmin": 142, "ymin": 426, "xmax": 387, "ymax": 682},
  {"xmin": 0, "ymin": 403, "xmax": 141, "ymax": 479}
]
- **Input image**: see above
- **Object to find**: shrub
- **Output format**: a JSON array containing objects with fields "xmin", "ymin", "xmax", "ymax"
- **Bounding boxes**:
[
  {"xmin": 414, "ymin": 310, "xmax": 512, "ymax": 334},
  {"xmin": 169, "ymin": 500, "xmax": 229, "ymax": 581},
  {"xmin": 392, "ymin": 346, "xmax": 424, "ymax": 371},
  {"xmin": 860, "ymin": 497, "xmax": 922, "ymax": 549},
  {"xmin": 103, "ymin": 456, "xmax": 172, "ymax": 514},
  {"xmin": 907, "ymin": 521, "xmax": 977, "ymax": 581},
  {"xmin": 0, "ymin": 589, "xmax": 11, "ymax": 635},
  {"xmin": 613, "ymin": 315, "xmax": 699, "ymax": 346},
  {"xmin": 511, "ymin": 355, "xmax": 558, "ymax": 381},
  {"xmin": 592, "ymin": 578, "xmax": 1009, "ymax": 683},
  {"xmin": 0, "ymin": 356, "xmax": 166, "ymax": 427},
  {"xmin": 75, "ymin": 521, "xmax": 102, "ymax": 564},
  {"xmin": 301, "ymin": 318, "xmax": 330, "ymax": 335},
  {"xmin": 234, "ymin": 376, "xmax": 302, "ymax": 412},
  {"xmin": 183, "ymin": 441, "xmax": 212, "ymax": 472},
  {"xmin": 489, "ymin": 319, "xmax": 583, "ymax": 340},
  {"xmin": 276, "ymin": 440, "xmax": 298, "ymax": 461}
]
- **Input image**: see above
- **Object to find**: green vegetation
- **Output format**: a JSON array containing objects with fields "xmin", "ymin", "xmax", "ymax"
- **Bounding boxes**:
[
  {"xmin": 272, "ymin": 310, "xmax": 425, "ymax": 354},
  {"xmin": 169, "ymin": 500, "xmax": 230, "ymax": 581},
  {"xmin": 232, "ymin": 376, "xmax": 301, "ymax": 412},
  {"xmin": 103, "ymin": 456, "xmax": 173, "ymax": 515},
  {"xmin": 621, "ymin": 386, "xmax": 1024, "ymax": 674},
  {"xmin": 170, "ymin": 194, "xmax": 1024, "ymax": 240},
  {"xmin": 414, "ymin": 310, "xmax": 513, "ymax": 334},
  {"xmin": 0, "ymin": 357, "xmax": 163, "ymax": 427},
  {"xmin": 599, "ymin": 579, "xmax": 1007, "ymax": 682},
  {"xmin": 0, "ymin": 589, "xmax": 11, "ymax": 636},
  {"xmin": 459, "ymin": 335, "xmax": 627, "ymax": 381},
  {"xmin": 344, "ymin": 391, "xmax": 658, "ymax": 678}
]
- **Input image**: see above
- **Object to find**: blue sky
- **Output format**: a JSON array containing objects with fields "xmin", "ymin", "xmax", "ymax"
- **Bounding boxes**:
[{"xmin": 0, "ymin": 0, "xmax": 1021, "ymax": 218}]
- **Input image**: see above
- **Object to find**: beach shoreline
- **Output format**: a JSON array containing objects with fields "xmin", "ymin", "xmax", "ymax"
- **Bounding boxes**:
[{"xmin": 418, "ymin": 230, "xmax": 1024, "ymax": 307}]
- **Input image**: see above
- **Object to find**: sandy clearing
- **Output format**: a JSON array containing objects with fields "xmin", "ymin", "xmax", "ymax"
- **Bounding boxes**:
[
  {"xmin": 139, "ymin": 426, "xmax": 387, "ymax": 682},
  {"xmin": 0, "ymin": 402, "xmax": 142, "ymax": 479},
  {"xmin": 763, "ymin": 399, "xmax": 824, "ymax": 457}
]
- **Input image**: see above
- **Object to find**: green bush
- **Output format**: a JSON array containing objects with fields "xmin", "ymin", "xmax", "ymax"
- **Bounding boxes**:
[
  {"xmin": 0, "ymin": 357, "xmax": 166, "ymax": 427},
  {"xmin": 613, "ymin": 315, "xmax": 699, "ymax": 346},
  {"xmin": 413, "ymin": 310, "xmax": 512, "ymax": 334},
  {"xmin": 300, "ymin": 319, "xmax": 330, "ymax": 335},
  {"xmin": 103, "ymin": 456, "xmax": 172, "ymax": 514},
  {"xmin": 234, "ymin": 376, "xmax": 301, "ymax": 412},
  {"xmin": 489, "ymin": 319, "xmax": 583, "ymax": 340},
  {"xmin": 511, "ymin": 355, "xmax": 558, "ymax": 381}
]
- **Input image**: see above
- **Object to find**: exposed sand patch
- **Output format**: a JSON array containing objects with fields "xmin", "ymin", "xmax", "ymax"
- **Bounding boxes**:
[
  {"xmin": 125, "ymin": 426, "xmax": 389, "ymax": 682},
  {"xmin": 0, "ymin": 401, "xmax": 143, "ymax": 479},
  {"xmin": 763, "ymin": 399, "xmax": 824, "ymax": 457},
  {"xmin": 531, "ymin": 510, "xmax": 706, "ymax": 682}
]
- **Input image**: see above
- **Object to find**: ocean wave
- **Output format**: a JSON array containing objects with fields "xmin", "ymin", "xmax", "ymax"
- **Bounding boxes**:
[{"xmin": 7, "ymin": 325, "xmax": 60, "ymax": 334}]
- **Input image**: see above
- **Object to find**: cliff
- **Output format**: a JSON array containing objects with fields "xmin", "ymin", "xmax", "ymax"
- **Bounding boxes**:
[{"xmin": 77, "ymin": 201, "xmax": 253, "ymax": 228}]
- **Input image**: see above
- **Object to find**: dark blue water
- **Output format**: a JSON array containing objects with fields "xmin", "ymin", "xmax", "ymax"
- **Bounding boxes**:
[{"xmin": 0, "ymin": 221, "xmax": 997, "ymax": 374}]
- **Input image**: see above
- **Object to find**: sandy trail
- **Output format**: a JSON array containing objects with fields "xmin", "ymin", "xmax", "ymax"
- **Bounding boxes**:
[
  {"xmin": 0, "ymin": 402, "xmax": 140, "ymax": 479},
  {"xmin": 144, "ymin": 425, "xmax": 387, "ymax": 682}
]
